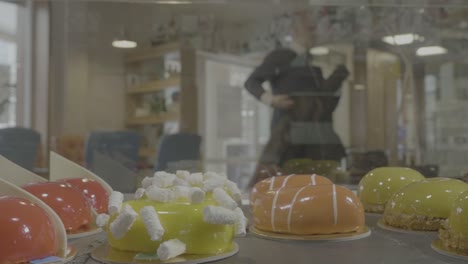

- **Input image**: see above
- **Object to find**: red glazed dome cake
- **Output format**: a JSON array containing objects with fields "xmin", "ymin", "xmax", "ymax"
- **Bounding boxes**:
[
  {"xmin": 0, "ymin": 196, "xmax": 59, "ymax": 263},
  {"xmin": 22, "ymin": 181, "xmax": 93, "ymax": 234}
]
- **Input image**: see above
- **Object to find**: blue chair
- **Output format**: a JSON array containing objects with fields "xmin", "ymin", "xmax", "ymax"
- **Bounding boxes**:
[
  {"xmin": 85, "ymin": 131, "xmax": 140, "ymax": 192},
  {"xmin": 0, "ymin": 127, "xmax": 40, "ymax": 171},
  {"xmin": 85, "ymin": 131, "xmax": 140, "ymax": 170},
  {"xmin": 155, "ymin": 133, "xmax": 202, "ymax": 172},
  {"xmin": 93, "ymin": 151, "xmax": 137, "ymax": 193}
]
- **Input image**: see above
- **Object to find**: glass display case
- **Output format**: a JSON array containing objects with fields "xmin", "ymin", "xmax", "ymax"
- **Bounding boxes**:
[
  {"xmin": 2, "ymin": 0, "xmax": 468, "ymax": 263},
  {"xmin": 44, "ymin": 0, "xmax": 468, "ymax": 185}
]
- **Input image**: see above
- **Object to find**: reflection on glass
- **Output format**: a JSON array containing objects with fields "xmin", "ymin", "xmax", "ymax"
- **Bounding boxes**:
[
  {"xmin": 0, "ymin": 0, "xmax": 466, "ymax": 195},
  {"xmin": 0, "ymin": 1, "xmax": 17, "ymax": 128}
]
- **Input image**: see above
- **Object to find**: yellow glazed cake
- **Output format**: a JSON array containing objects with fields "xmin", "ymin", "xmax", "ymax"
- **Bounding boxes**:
[
  {"xmin": 97, "ymin": 171, "xmax": 246, "ymax": 261},
  {"xmin": 439, "ymin": 190, "xmax": 468, "ymax": 255},
  {"xmin": 358, "ymin": 167, "xmax": 425, "ymax": 213},
  {"xmin": 383, "ymin": 178, "xmax": 468, "ymax": 231}
]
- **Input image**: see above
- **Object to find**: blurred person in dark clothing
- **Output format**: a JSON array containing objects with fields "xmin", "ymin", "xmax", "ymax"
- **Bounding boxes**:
[{"xmin": 245, "ymin": 13, "xmax": 349, "ymax": 183}]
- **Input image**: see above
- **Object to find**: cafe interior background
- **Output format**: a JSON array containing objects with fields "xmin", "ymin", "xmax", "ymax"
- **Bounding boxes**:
[{"xmin": 1, "ymin": 0, "xmax": 468, "ymax": 193}]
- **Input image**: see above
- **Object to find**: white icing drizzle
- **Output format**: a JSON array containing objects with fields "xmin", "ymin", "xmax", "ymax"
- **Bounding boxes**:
[
  {"xmin": 281, "ymin": 174, "xmax": 294, "ymax": 188},
  {"xmin": 269, "ymin": 177, "xmax": 276, "ymax": 191},
  {"xmin": 270, "ymin": 187, "xmax": 283, "ymax": 231},
  {"xmin": 287, "ymin": 186, "xmax": 307, "ymax": 232},
  {"xmin": 332, "ymin": 184, "xmax": 338, "ymax": 225},
  {"xmin": 311, "ymin": 174, "xmax": 316, "ymax": 185}
]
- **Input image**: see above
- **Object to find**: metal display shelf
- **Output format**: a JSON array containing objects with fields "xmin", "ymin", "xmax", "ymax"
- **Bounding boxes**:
[{"xmin": 70, "ymin": 207, "xmax": 466, "ymax": 264}]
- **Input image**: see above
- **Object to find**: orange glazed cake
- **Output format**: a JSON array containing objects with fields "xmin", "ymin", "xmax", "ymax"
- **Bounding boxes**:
[{"xmin": 250, "ymin": 174, "xmax": 365, "ymax": 235}]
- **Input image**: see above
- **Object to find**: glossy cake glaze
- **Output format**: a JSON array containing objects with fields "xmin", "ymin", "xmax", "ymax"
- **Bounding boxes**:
[
  {"xmin": 383, "ymin": 178, "xmax": 468, "ymax": 231},
  {"xmin": 0, "ymin": 197, "xmax": 59, "ymax": 263},
  {"xmin": 358, "ymin": 167, "xmax": 425, "ymax": 213},
  {"xmin": 439, "ymin": 190, "xmax": 468, "ymax": 254},
  {"xmin": 23, "ymin": 181, "xmax": 92, "ymax": 233},
  {"xmin": 99, "ymin": 171, "xmax": 246, "ymax": 261},
  {"xmin": 251, "ymin": 175, "xmax": 364, "ymax": 235}
]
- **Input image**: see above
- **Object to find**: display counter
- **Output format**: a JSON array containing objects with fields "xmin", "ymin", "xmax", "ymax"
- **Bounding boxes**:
[{"xmin": 69, "ymin": 205, "xmax": 465, "ymax": 264}]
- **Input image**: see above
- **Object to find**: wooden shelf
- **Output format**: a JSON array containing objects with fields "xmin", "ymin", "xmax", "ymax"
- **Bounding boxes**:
[
  {"xmin": 125, "ymin": 42, "xmax": 180, "ymax": 63},
  {"xmin": 124, "ymin": 44, "xmax": 196, "ymax": 163},
  {"xmin": 127, "ymin": 76, "xmax": 180, "ymax": 95},
  {"xmin": 126, "ymin": 113, "xmax": 178, "ymax": 126}
]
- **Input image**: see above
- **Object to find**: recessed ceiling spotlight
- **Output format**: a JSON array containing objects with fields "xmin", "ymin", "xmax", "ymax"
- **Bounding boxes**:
[
  {"xmin": 309, "ymin": 46, "xmax": 329, "ymax": 56},
  {"xmin": 416, "ymin": 46, "xmax": 447, "ymax": 56},
  {"xmin": 382, "ymin": 33, "xmax": 422, "ymax": 46},
  {"xmin": 112, "ymin": 39, "xmax": 137, "ymax": 49}
]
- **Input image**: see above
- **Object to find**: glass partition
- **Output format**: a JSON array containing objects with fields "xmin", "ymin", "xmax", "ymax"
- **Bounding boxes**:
[{"xmin": 39, "ymin": 0, "xmax": 468, "ymax": 192}]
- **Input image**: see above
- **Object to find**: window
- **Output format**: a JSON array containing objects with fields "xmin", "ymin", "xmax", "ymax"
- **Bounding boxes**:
[{"xmin": 0, "ymin": 1, "xmax": 19, "ymax": 127}]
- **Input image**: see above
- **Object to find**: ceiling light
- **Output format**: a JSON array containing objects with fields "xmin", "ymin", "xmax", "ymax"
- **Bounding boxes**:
[
  {"xmin": 416, "ymin": 46, "xmax": 447, "ymax": 56},
  {"xmin": 382, "ymin": 33, "xmax": 421, "ymax": 45},
  {"xmin": 309, "ymin": 47, "xmax": 329, "ymax": 56},
  {"xmin": 112, "ymin": 40, "xmax": 137, "ymax": 49}
]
